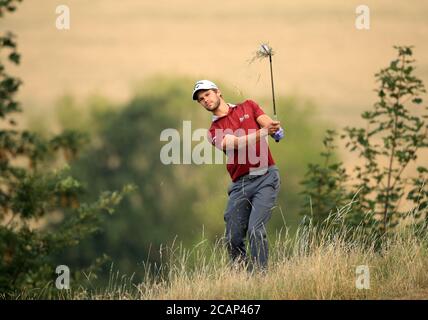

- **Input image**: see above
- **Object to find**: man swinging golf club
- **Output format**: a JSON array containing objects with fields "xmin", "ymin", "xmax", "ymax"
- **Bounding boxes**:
[{"xmin": 192, "ymin": 77, "xmax": 284, "ymax": 272}]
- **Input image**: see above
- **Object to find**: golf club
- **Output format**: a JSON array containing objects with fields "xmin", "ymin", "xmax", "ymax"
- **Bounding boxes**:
[
  {"xmin": 256, "ymin": 43, "xmax": 283, "ymax": 142},
  {"xmin": 260, "ymin": 44, "xmax": 277, "ymax": 121}
]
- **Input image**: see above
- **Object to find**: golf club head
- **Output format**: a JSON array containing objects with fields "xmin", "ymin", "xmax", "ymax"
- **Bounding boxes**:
[{"xmin": 260, "ymin": 44, "xmax": 272, "ymax": 56}]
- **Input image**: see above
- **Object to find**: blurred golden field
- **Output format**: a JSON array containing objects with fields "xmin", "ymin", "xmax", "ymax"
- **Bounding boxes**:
[{"xmin": 3, "ymin": 0, "xmax": 428, "ymax": 128}]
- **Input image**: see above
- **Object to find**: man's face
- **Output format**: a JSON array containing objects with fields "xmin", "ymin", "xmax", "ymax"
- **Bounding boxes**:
[{"xmin": 196, "ymin": 89, "xmax": 221, "ymax": 111}]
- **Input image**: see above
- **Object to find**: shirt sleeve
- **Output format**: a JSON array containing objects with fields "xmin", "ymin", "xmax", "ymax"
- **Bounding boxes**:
[
  {"xmin": 208, "ymin": 123, "xmax": 222, "ymax": 149},
  {"xmin": 208, "ymin": 122, "xmax": 229, "ymax": 151},
  {"xmin": 207, "ymin": 125, "xmax": 217, "ymax": 146},
  {"xmin": 248, "ymin": 100, "xmax": 266, "ymax": 119}
]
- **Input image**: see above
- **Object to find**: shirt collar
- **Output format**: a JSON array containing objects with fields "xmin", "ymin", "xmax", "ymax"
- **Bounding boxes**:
[{"xmin": 212, "ymin": 103, "xmax": 236, "ymax": 122}]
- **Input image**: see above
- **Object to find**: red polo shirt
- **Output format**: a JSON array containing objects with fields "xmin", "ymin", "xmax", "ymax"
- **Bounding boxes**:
[{"xmin": 207, "ymin": 100, "xmax": 275, "ymax": 181}]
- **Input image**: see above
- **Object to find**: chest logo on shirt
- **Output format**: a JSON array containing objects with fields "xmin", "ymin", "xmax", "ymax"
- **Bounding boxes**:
[{"xmin": 239, "ymin": 114, "xmax": 250, "ymax": 122}]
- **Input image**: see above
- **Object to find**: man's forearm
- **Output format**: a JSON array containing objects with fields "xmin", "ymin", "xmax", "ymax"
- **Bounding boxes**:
[{"xmin": 222, "ymin": 128, "xmax": 269, "ymax": 150}]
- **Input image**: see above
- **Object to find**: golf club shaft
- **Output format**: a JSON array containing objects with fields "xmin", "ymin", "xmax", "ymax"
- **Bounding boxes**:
[
  {"xmin": 268, "ymin": 54, "xmax": 277, "ymax": 121},
  {"xmin": 268, "ymin": 54, "xmax": 280, "ymax": 142}
]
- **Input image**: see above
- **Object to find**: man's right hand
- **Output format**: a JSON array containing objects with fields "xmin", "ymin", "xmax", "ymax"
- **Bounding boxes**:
[
  {"xmin": 265, "ymin": 121, "xmax": 285, "ymax": 142},
  {"xmin": 266, "ymin": 121, "xmax": 281, "ymax": 135}
]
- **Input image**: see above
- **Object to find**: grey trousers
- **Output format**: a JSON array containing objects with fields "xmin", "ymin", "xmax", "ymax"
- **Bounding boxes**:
[{"xmin": 224, "ymin": 165, "xmax": 281, "ymax": 270}]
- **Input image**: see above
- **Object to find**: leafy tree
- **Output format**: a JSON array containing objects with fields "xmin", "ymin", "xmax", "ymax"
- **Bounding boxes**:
[
  {"xmin": 0, "ymin": 0, "xmax": 133, "ymax": 295},
  {"xmin": 301, "ymin": 46, "xmax": 428, "ymax": 235},
  {"xmin": 299, "ymin": 129, "xmax": 349, "ymax": 224}
]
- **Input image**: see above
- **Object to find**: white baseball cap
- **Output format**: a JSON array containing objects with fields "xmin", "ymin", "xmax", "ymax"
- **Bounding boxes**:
[{"xmin": 192, "ymin": 80, "xmax": 218, "ymax": 100}]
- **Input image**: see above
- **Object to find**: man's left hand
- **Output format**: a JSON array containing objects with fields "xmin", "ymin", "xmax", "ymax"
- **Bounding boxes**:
[{"xmin": 271, "ymin": 127, "xmax": 284, "ymax": 142}]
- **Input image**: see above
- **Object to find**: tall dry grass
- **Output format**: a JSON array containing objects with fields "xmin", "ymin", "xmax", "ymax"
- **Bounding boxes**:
[{"xmin": 12, "ymin": 201, "xmax": 428, "ymax": 300}]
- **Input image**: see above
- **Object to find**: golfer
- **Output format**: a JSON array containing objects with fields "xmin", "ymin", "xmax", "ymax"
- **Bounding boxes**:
[{"xmin": 192, "ymin": 80, "xmax": 284, "ymax": 271}]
